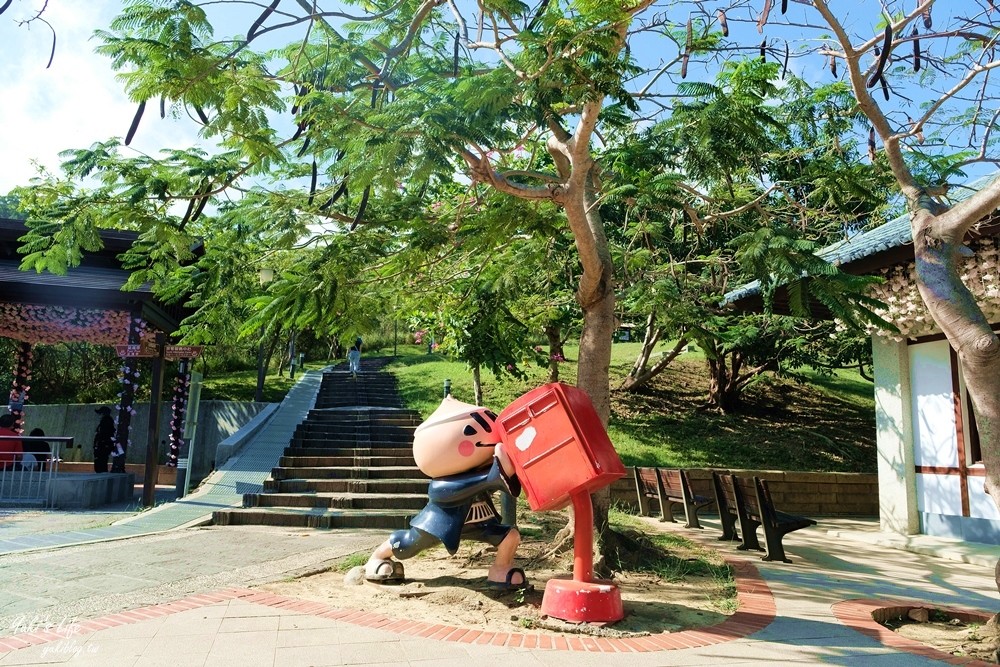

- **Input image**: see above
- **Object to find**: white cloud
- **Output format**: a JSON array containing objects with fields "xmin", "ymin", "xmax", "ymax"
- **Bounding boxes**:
[{"xmin": 0, "ymin": 1, "xmax": 201, "ymax": 194}]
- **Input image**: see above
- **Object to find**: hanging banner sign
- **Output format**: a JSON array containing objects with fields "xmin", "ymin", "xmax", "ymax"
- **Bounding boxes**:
[
  {"xmin": 115, "ymin": 344, "xmax": 155, "ymax": 358},
  {"xmin": 164, "ymin": 345, "xmax": 204, "ymax": 360},
  {"xmin": 115, "ymin": 344, "xmax": 204, "ymax": 359}
]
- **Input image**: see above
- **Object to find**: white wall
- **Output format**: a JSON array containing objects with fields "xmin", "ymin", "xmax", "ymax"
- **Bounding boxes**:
[
  {"xmin": 969, "ymin": 476, "xmax": 1000, "ymax": 520},
  {"xmin": 908, "ymin": 341, "xmax": 958, "ymax": 467},
  {"xmin": 902, "ymin": 339, "xmax": 1000, "ymax": 544},
  {"xmin": 915, "ymin": 472, "xmax": 962, "ymax": 515},
  {"xmin": 872, "ymin": 335, "xmax": 919, "ymax": 534}
]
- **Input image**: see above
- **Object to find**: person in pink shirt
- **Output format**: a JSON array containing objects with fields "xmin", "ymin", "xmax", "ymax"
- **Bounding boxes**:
[{"xmin": 0, "ymin": 413, "xmax": 23, "ymax": 470}]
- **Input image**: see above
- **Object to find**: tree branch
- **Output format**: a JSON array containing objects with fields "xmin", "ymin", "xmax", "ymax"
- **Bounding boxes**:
[
  {"xmin": 459, "ymin": 148, "xmax": 556, "ymax": 200},
  {"xmin": 812, "ymin": 0, "xmax": 921, "ymax": 200},
  {"xmin": 939, "ymin": 177, "xmax": 1000, "ymax": 239},
  {"xmin": 900, "ymin": 60, "xmax": 1000, "ymax": 144}
]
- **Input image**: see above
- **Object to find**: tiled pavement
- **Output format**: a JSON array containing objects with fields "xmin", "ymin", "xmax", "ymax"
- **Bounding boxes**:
[{"xmin": 0, "ymin": 515, "xmax": 996, "ymax": 666}]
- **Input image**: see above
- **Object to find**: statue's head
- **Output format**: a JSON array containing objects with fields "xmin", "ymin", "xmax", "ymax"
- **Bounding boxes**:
[{"xmin": 412, "ymin": 395, "xmax": 500, "ymax": 478}]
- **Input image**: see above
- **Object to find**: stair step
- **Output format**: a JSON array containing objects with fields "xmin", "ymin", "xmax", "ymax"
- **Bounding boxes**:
[
  {"xmin": 306, "ymin": 412, "xmax": 421, "ymax": 424},
  {"xmin": 270, "ymin": 465, "xmax": 424, "ymax": 480},
  {"xmin": 297, "ymin": 422, "xmax": 416, "ymax": 432},
  {"xmin": 213, "ymin": 507, "xmax": 412, "ymax": 530},
  {"xmin": 282, "ymin": 447, "xmax": 413, "ymax": 467},
  {"xmin": 289, "ymin": 438, "xmax": 413, "ymax": 449},
  {"xmin": 263, "ymin": 478, "xmax": 429, "ymax": 494},
  {"xmin": 292, "ymin": 431, "xmax": 413, "ymax": 442},
  {"xmin": 279, "ymin": 455, "xmax": 416, "ymax": 467},
  {"xmin": 245, "ymin": 492, "xmax": 427, "ymax": 510},
  {"xmin": 293, "ymin": 435, "xmax": 414, "ymax": 444},
  {"xmin": 216, "ymin": 364, "xmax": 431, "ymax": 531}
]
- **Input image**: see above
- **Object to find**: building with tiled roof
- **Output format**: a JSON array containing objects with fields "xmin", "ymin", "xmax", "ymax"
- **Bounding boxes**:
[{"xmin": 726, "ymin": 173, "xmax": 1000, "ymax": 547}]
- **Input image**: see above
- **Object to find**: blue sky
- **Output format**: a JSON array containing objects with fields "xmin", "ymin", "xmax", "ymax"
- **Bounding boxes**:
[{"xmin": 0, "ymin": 1, "xmax": 200, "ymax": 193}]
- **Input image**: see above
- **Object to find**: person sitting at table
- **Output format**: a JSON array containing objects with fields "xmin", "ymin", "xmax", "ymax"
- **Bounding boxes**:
[{"xmin": 20, "ymin": 427, "xmax": 50, "ymax": 471}]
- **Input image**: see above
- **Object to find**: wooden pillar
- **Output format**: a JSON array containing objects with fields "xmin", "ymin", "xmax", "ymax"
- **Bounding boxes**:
[{"xmin": 142, "ymin": 332, "xmax": 167, "ymax": 508}]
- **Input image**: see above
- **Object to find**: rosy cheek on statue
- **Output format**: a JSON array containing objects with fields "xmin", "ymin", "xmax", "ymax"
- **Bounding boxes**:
[{"xmin": 458, "ymin": 440, "xmax": 475, "ymax": 457}]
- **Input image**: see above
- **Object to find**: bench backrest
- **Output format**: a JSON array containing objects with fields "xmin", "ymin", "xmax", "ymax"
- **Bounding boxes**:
[
  {"xmin": 753, "ymin": 476, "xmax": 781, "ymax": 527},
  {"xmin": 657, "ymin": 468, "xmax": 685, "ymax": 499},
  {"xmin": 712, "ymin": 470, "xmax": 738, "ymax": 516},
  {"xmin": 732, "ymin": 475, "xmax": 763, "ymax": 522},
  {"xmin": 635, "ymin": 467, "xmax": 659, "ymax": 497}
]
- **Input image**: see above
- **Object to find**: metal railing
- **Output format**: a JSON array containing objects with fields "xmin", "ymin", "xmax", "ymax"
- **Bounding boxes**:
[{"xmin": 0, "ymin": 436, "xmax": 72, "ymax": 508}]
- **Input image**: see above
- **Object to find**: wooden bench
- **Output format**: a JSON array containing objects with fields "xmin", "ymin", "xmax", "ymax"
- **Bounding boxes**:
[
  {"xmin": 731, "ymin": 474, "xmax": 816, "ymax": 563},
  {"xmin": 633, "ymin": 467, "xmax": 714, "ymax": 528},
  {"xmin": 711, "ymin": 470, "xmax": 742, "ymax": 543}
]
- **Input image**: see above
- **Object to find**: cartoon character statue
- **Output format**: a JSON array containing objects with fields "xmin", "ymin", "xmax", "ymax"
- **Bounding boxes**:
[{"xmin": 364, "ymin": 395, "xmax": 527, "ymax": 590}]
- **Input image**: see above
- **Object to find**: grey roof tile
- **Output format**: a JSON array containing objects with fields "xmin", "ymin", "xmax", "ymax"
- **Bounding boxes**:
[{"xmin": 724, "ymin": 172, "xmax": 1000, "ymax": 304}]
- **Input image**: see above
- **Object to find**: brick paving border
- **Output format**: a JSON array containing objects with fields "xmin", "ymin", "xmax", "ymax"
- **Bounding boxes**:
[
  {"xmin": 832, "ymin": 598, "xmax": 996, "ymax": 667},
  {"xmin": 0, "ymin": 556, "xmax": 775, "ymax": 654}
]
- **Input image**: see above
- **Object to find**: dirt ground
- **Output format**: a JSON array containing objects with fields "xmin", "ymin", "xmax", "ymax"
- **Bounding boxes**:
[
  {"xmin": 890, "ymin": 612, "xmax": 1000, "ymax": 664},
  {"xmin": 260, "ymin": 511, "xmax": 733, "ymax": 638}
]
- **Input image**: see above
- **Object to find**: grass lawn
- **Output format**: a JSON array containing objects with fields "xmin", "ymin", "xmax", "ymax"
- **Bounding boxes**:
[
  {"xmin": 386, "ymin": 342, "xmax": 876, "ymax": 473},
  {"xmin": 199, "ymin": 362, "xmax": 330, "ymax": 402}
]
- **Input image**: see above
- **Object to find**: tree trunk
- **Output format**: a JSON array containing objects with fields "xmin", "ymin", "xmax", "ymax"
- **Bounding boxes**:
[
  {"xmin": 625, "ymin": 312, "xmax": 660, "ymax": 380},
  {"xmin": 621, "ymin": 336, "xmax": 687, "ymax": 391},
  {"xmin": 472, "ymin": 364, "xmax": 483, "ymax": 407},
  {"xmin": 286, "ymin": 331, "xmax": 297, "ymax": 376},
  {"xmin": 994, "ymin": 561, "xmax": 1000, "ymax": 626},
  {"xmin": 544, "ymin": 324, "xmax": 563, "ymax": 383},
  {"xmin": 814, "ymin": 0, "xmax": 1000, "ymax": 600},
  {"xmin": 910, "ymin": 201, "xmax": 1000, "ymax": 600},
  {"xmin": 913, "ymin": 212, "xmax": 1000, "ymax": 509},
  {"xmin": 510, "ymin": 2, "xmax": 653, "ymax": 561},
  {"xmin": 564, "ymin": 177, "xmax": 617, "ymax": 561},
  {"xmin": 706, "ymin": 351, "xmax": 735, "ymax": 413}
]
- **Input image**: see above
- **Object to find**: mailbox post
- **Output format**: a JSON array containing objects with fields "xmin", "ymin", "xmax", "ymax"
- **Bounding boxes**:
[{"xmin": 495, "ymin": 383, "xmax": 627, "ymax": 623}]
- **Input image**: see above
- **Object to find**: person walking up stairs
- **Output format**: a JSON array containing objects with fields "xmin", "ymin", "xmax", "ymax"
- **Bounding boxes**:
[{"xmin": 347, "ymin": 343, "xmax": 361, "ymax": 378}]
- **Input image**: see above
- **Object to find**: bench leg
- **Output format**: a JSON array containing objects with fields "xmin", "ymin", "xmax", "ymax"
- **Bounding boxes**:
[
  {"xmin": 735, "ymin": 518, "xmax": 763, "ymax": 552},
  {"xmin": 761, "ymin": 527, "xmax": 793, "ymax": 563},
  {"xmin": 718, "ymin": 511, "xmax": 740, "ymax": 542},
  {"xmin": 682, "ymin": 502, "xmax": 703, "ymax": 529},
  {"xmin": 656, "ymin": 485, "xmax": 672, "ymax": 523},
  {"xmin": 633, "ymin": 470, "xmax": 651, "ymax": 517}
]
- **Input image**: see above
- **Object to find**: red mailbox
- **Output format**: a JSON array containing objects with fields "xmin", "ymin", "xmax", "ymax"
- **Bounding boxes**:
[
  {"xmin": 497, "ymin": 383, "xmax": 628, "ymax": 623},
  {"xmin": 496, "ymin": 383, "xmax": 625, "ymax": 511}
]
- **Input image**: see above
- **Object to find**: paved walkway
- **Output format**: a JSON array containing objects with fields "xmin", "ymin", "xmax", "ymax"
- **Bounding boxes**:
[
  {"xmin": 0, "ymin": 365, "xmax": 996, "ymax": 665},
  {"xmin": 0, "ymin": 514, "xmax": 996, "ymax": 666}
]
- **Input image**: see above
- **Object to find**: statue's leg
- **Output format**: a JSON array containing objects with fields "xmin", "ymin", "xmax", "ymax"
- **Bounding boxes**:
[
  {"xmin": 478, "ymin": 525, "xmax": 525, "ymax": 587},
  {"xmin": 365, "ymin": 527, "xmax": 436, "ymax": 581}
]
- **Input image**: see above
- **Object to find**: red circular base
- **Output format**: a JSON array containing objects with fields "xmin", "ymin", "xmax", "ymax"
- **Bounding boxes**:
[{"xmin": 540, "ymin": 578, "xmax": 624, "ymax": 624}]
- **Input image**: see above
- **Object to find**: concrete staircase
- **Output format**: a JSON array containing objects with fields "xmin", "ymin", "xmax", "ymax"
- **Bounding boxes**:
[{"xmin": 212, "ymin": 363, "xmax": 426, "ymax": 530}]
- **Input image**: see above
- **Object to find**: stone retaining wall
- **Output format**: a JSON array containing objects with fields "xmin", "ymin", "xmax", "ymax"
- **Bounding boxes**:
[
  {"xmin": 47, "ymin": 472, "xmax": 136, "ymax": 509},
  {"xmin": 58, "ymin": 462, "xmax": 178, "ymax": 486},
  {"xmin": 611, "ymin": 467, "xmax": 879, "ymax": 516}
]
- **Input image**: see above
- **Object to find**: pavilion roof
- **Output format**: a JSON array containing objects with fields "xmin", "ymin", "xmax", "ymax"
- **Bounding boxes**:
[{"xmin": 0, "ymin": 217, "xmax": 194, "ymax": 343}]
